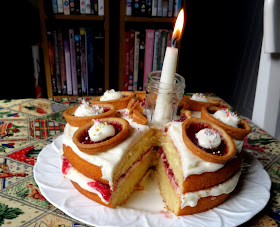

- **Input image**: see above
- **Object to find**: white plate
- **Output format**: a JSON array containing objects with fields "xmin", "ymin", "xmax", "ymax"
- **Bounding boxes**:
[{"xmin": 34, "ymin": 136, "xmax": 271, "ymax": 227}]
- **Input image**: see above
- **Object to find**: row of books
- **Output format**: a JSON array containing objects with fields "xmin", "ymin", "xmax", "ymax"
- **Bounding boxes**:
[
  {"xmin": 48, "ymin": 27, "xmax": 105, "ymax": 96},
  {"xmin": 126, "ymin": 0, "xmax": 181, "ymax": 17},
  {"xmin": 52, "ymin": 0, "xmax": 104, "ymax": 15},
  {"xmin": 124, "ymin": 29, "xmax": 172, "ymax": 91}
]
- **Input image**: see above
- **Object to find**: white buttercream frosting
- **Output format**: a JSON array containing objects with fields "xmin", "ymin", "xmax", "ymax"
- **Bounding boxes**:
[
  {"xmin": 100, "ymin": 89, "xmax": 123, "ymax": 101},
  {"xmin": 180, "ymin": 169, "xmax": 241, "ymax": 208},
  {"xmin": 167, "ymin": 122, "xmax": 224, "ymax": 179},
  {"xmin": 190, "ymin": 93, "xmax": 209, "ymax": 102},
  {"xmin": 88, "ymin": 120, "xmax": 115, "ymax": 142},
  {"xmin": 213, "ymin": 109, "xmax": 240, "ymax": 128},
  {"xmin": 74, "ymin": 99, "xmax": 104, "ymax": 117},
  {"xmin": 195, "ymin": 128, "xmax": 221, "ymax": 149}
]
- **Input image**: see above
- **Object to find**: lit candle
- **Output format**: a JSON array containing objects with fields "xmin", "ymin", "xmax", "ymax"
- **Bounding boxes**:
[{"xmin": 152, "ymin": 9, "xmax": 184, "ymax": 126}]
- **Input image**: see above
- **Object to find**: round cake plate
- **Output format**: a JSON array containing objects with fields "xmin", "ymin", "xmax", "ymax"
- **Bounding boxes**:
[{"xmin": 34, "ymin": 136, "xmax": 271, "ymax": 227}]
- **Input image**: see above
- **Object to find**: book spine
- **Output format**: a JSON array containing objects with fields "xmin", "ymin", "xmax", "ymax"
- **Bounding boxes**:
[
  {"xmin": 74, "ymin": 30, "xmax": 82, "ymax": 96},
  {"xmin": 146, "ymin": 0, "xmax": 152, "ymax": 16},
  {"xmin": 132, "ymin": 0, "xmax": 141, "ymax": 16},
  {"xmin": 94, "ymin": 32, "xmax": 105, "ymax": 94},
  {"xmin": 156, "ymin": 30, "xmax": 163, "ymax": 70},
  {"xmin": 133, "ymin": 31, "xmax": 140, "ymax": 91},
  {"xmin": 47, "ymin": 31, "xmax": 57, "ymax": 96},
  {"xmin": 53, "ymin": 30, "xmax": 62, "ymax": 95},
  {"xmin": 159, "ymin": 30, "xmax": 168, "ymax": 69},
  {"xmin": 57, "ymin": 0, "xmax": 64, "ymax": 13},
  {"xmin": 157, "ymin": 0, "xmax": 162, "ymax": 16},
  {"xmin": 126, "ymin": 0, "xmax": 132, "ymax": 16},
  {"xmin": 162, "ymin": 0, "xmax": 168, "ymax": 17},
  {"xmin": 124, "ymin": 32, "xmax": 130, "ymax": 91},
  {"xmin": 137, "ymin": 31, "xmax": 145, "ymax": 90},
  {"xmin": 168, "ymin": 0, "xmax": 173, "ymax": 17},
  {"xmin": 69, "ymin": 0, "xmax": 75, "ymax": 14},
  {"xmin": 152, "ymin": 30, "xmax": 159, "ymax": 71},
  {"xmin": 69, "ymin": 29, "xmax": 78, "ymax": 95},
  {"xmin": 140, "ymin": 0, "xmax": 146, "ymax": 16},
  {"xmin": 128, "ymin": 31, "xmax": 135, "ymax": 91},
  {"xmin": 98, "ymin": 0, "xmax": 104, "ymax": 15},
  {"xmin": 63, "ymin": 0, "xmax": 70, "ymax": 15},
  {"xmin": 85, "ymin": 0, "xmax": 91, "ymax": 14},
  {"xmin": 143, "ymin": 29, "xmax": 154, "ymax": 90},
  {"xmin": 152, "ymin": 0, "xmax": 158, "ymax": 16},
  {"xmin": 85, "ymin": 28, "xmax": 95, "ymax": 95},
  {"xmin": 80, "ymin": 28, "xmax": 87, "ymax": 95},
  {"xmin": 64, "ymin": 32, "xmax": 72, "ymax": 95},
  {"xmin": 93, "ymin": 0, "xmax": 98, "ymax": 14},
  {"xmin": 57, "ymin": 29, "xmax": 67, "ymax": 95},
  {"xmin": 80, "ymin": 0, "xmax": 86, "ymax": 14},
  {"xmin": 166, "ymin": 30, "xmax": 172, "ymax": 47},
  {"xmin": 173, "ymin": 0, "xmax": 181, "ymax": 16},
  {"xmin": 74, "ymin": 0, "xmax": 80, "ymax": 14},
  {"xmin": 52, "ymin": 0, "xmax": 58, "ymax": 13}
]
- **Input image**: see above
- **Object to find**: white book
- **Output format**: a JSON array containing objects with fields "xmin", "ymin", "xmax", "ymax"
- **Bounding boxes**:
[
  {"xmin": 98, "ymin": 0, "xmax": 104, "ymax": 16},
  {"xmin": 133, "ymin": 31, "xmax": 140, "ymax": 91},
  {"xmin": 58, "ymin": 0, "xmax": 64, "ymax": 13},
  {"xmin": 85, "ymin": 0, "xmax": 91, "ymax": 14},
  {"xmin": 80, "ymin": 0, "xmax": 86, "ymax": 14},
  {"xmin": 152, "ymin": 0, "xmax": 158, "ymax": 16},
  {"xmin": 63, "ymin": 0, "xmax": 70, "ymax": 15},
  {"xmin": 126, "ymin": 0, "xmax": 132, "ymax": 16},
  {"xmin": 52, "ymin": 0, "xmax": 58, "ymax": 13}
]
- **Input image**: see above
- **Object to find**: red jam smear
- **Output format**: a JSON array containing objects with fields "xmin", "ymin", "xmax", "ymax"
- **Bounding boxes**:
[
  {"xmin": 79, "ymin": 122, "xmax": 123, "ymax": 144},
  {"xmin": 186, "ymin": 123, "xmax": 228, "ymax": 156},
  {"xmin": 87, "ymin": 181, "xmax": 112, "ymax": 202},
  {"xmin": 62, "ymin": 156, "xmax": 72, "ymax": 175},
  {"xmin": 103, "ymin": 107, "xmax": 110, "ymax": 112}
]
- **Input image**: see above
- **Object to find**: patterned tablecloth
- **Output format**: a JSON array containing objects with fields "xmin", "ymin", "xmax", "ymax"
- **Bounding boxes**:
[{"xmin": 0, "ymin": 97, "xmax": 279, "ymax": 227}]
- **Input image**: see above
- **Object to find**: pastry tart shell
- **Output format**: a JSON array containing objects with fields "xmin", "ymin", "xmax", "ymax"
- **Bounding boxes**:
[
  {"xmin": 182, "ymin": 118, "xmax": 236, "ymax": 164},
  {"xmin": 183, "ymin": 96, "xmax": 219, "ymax": 111},
  {"xmin": 90, "ymin": 91, "xmax": 135, "ymax": 110},
  {"xmin": 63, "ymin": 103, "xmax": 116, "ymax": 127},
  {"xmin": 73, "ymin": 117, "xmax": 130, "ymax": 154},
  {"xmin": 201, "ymin": 105, "xmax": 251, "ymax": 140}
]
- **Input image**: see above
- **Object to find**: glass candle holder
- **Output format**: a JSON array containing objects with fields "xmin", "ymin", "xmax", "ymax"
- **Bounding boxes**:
[{"xmin": 145, "ymin": 71, "xmax": 185, "ymax": 127}]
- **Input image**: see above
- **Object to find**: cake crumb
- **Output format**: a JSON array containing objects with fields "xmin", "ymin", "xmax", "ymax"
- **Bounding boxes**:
[{"xmin": 160, "ymin": 210, "xmax": 172, "ymax": 219}]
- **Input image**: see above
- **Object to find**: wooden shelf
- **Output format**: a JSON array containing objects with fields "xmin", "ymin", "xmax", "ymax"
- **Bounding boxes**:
[
  {"xmin": 125, "ymin": 16, "xmax": 176, "ymax": 23},
  {"xmin": 54, "ymin": 14, "xmax": 105, "ymax": 21}
]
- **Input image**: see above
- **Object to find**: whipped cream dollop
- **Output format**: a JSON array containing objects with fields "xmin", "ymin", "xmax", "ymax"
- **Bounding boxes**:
[
  {"xmin": 213, "ymin": 109, "xmax": 240, "ymax": 128},
  {"xmin": 100, "ymin": 89, "xmax": 123, "ymax": 101},
  {"xmin": 190, "ymin": 93, "xmax": 209, "ymax": 102},
  {"xmin": 195, "ymin": 128, "xmax": 221, "ymax": 149},
  {"xmin": 74, "ymin": 100, "xmax": 104, "ymax": 117},
  {"xmin": 88, "ymin": 120, "xmax": 115, "ymax": 142}
]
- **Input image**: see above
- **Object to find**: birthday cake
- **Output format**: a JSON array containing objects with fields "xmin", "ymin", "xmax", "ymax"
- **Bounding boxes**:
[{"xmin": 60, "ymin": 90, "xmax": 250, "ymax": 215}]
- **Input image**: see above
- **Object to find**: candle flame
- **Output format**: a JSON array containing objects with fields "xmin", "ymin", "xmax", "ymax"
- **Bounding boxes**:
[{"xmin": 172, "ymin": 9, "xmax": 184, "ymax": 45}]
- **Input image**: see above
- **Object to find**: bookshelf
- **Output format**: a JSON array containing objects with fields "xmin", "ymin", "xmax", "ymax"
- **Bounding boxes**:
[
  {"xmin": 38, "ymin": 0, "xmax": 109, "ymax": 98},
  {"xmin": 118, "ymin": 0, "xmax": 183, "ymax": 91}
]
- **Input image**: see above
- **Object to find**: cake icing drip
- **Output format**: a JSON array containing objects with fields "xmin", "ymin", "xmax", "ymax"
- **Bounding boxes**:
[
  {"xmin": 213, "ymin": 109, "xmax": 240, "ymax": 128},
  {"xmin": 100, "ymin": 89, "xmax": 123, "ymax": 101},
  {"xmin": 195, "ymin": 128, "xmax": 221, "ymax": 149},
  {"xmin": 74, "ymin": 99, "xmax": 104, "ymax": 117},
  {"xmin": 190, "ymin": 93, "xmax": 209, "ymax": 102},
  {"xmin": 180, "ymin": 169, "xmax": 241, "ymax": 208},
  {"xmin": 167, "ymin": 122, "xmax": 224, "ymax": 179},
  {"xmin": 88, "ymin": 120, "xmax": 115, "ymax": 142}
]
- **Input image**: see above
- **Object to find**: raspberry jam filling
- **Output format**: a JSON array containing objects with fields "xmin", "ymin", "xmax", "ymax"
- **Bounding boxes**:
[
  {"xmin": 187, "ymin": 123, "xmax": 228, "ymax": 156},
  {"xmin": 62, "ymin": 155, "xmax": 72, "ymax": 175},
  {"xmin": 87, "ymin": 181, "xmax": 112, "ymax": 202},
  {"xmin": 79, "ymin": 122, "xmax": 123, "ymax": 144}
]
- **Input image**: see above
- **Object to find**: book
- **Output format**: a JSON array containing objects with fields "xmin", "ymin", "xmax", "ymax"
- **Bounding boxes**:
[
  {"xmin": 47, "ymin": 31, "xmax": 57, "ymax": 95},
  {"xmin": 137, "ymin": 31, "xmax": 145, "ymax": 90},
  {"xmin": 152, "ymin": 0, "xmax": 158, "ymax": 16},
  {"xmin": 132, "ymin": 0, "xmax": 141, "ymax": 16},
  {"xmin": 152, "ymin": 30, "xmax": 160, "ymax": 71},
  {"xmin": 133, "ymin": 31, "xmax": 140, "ymax": 91},
  {"xmin": 126, "ymin": 0, "xmax": 132, "ymax": 16},
  {"xmin": 63, "ymin": 0, "xmax": 70, "ymax": 15},
  {"xmin": 52, "ymin": 0, "xmax": 58, "ymax": 13},
  {"xmin": 85, "ymin": 27, "xmax": 95, "ymax": 95},
  {"xmin": 69, "ymin": 0, "xmax": 75, "ymax": 14},
  {"xmin": 162, "ymin": 0, "xmax": 168, "ymax": 17},
  {"xmin": 74, "ymin": 30, "xmax": 82, "ymax": 96},
  {"xmin": 146, "ymin": 0, "xmax": 152, "ymax": 16},
  {"xmin": 74, "ymin": 0, "xmax": 80, "ymax": 14},
  {"xmin": 159, "ymin": 30, "xmax": 168, "ymax": 70},
  {"xmin": 85, "ymin": 0, "xmax": 91, "ymax": 14},
  {"xmin": 143, "ymin": 29, "xmax": 154, "ymax": 90},
  {"xmin": 157, "ymin": 0, "xmax": 162, "ymax": 16},
  {"xmin": 173, "ymin": 0, "xmax": 181, "ymax": 16},
  {"xmin": 64, "ymin": 31, "xmax": 72, "ymax": 95},
  {"xmin": 80, "ymin": 28, "xmax": 87, "ymax": 95},
  {"xmin": 53, "ymin": 30, "xmax": 62, "ymax": 95},
  {"xmin": 94, "ymin": 32, "xmax": 105, "ymax": 94},
  {"xmin": 128, "ymin": 31, "xmax": 135, "ymax": 91},
  {"xmin": 80, "ymin": 0, "xmax": 86, "ymax": 14},
  {"xmin": 124, "ymin": 32, "xmax": 130, "ymax": 91},
  {"xmin": 98, "ymin": 0, "xmax": 104, "ymax": 15},
  {"xmin": 140, "ymin": 0, "xmax": 146, "ymax": 16},
  {"xmin": 57, "ymin": 28, "xmax": 67, "ymax": 95},
  {"xmin": 57, "ymin": 0, "xmax": 64, "ymax": 13},
  {"xmin": 69, "ymin": 29, "xmax": 78, "ymax": 95},
  {"xmin": 168, "ymin": 0, "xmax": 173, "ymax": 17}
]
